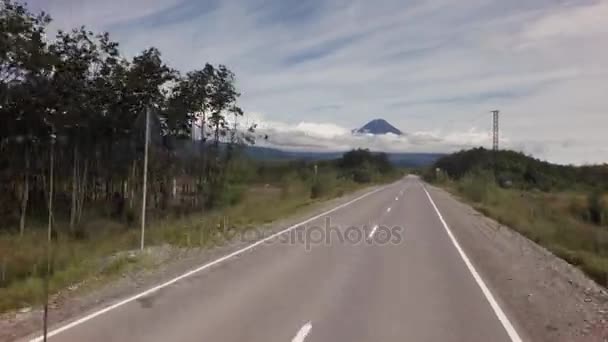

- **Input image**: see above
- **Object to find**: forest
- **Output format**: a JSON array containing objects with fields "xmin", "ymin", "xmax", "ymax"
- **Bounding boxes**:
[
  {"xmin": 0, "ymin": 1, "xmax": 401, "ymax": 312},
  {"xmin": 1, "ymin": 0, "xmax": 260, "ymax": 237},
  {"xmin": 428, "ymin": 147, "xmax": 608, "ymax": 192}
]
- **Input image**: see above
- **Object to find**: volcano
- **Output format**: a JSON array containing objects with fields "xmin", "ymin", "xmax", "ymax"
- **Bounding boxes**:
[{"xmin": 353, "ymin": 119, "xmax": 403, "ymax": 135}]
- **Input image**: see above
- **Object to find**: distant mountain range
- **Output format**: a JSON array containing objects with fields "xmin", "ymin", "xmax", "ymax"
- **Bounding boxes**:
[
  {"xmin": 353, "ymin": 119, "xmax": 403, "ymax": 135},
  {"xmin": 244, "ymin": 145, "xmax": 443, "ymax": 167},
  {"xmin": 177, "ymin": 119, "xmax": 442, "ymax": 167},
  {"xmin": 244, "ymin": 118, "xmax": 443, "ymax": 166}
]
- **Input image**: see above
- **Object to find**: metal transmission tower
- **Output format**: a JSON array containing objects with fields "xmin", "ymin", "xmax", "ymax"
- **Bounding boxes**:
[{"xmin": 491, "ymin": 110, "xmax": 500, "ymax": 151}]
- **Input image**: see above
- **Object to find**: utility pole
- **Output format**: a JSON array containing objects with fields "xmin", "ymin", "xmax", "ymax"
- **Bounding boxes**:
[
  {"xmin": 140, "ymin": 107, "xmax": 150, "ymax": 251},
  {"xmin": 491, "ymin": 110, "xmax": 500, "ymax": 151},
  {"xmin": 43, "ymin": 132, "xmax": 56, "ymax": 342}
]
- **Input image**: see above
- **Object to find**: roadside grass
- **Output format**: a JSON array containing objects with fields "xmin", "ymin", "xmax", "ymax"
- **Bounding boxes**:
[
  {"xmin": 0, "ymin": 175, "xmax": 390, "ymax": 313},
  {"xmin": 436, "ymin": 176, "xmax": 608, "ymax": 287},
  {"xmin": 146, "ymin": 176, "xmax": 365, "ymax": 249},
  {"xmin": 0, "ymin": 226, "xmax": 141, "ymax": 312}
]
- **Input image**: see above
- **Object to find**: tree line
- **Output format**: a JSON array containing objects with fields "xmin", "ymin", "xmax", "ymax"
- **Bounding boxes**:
[
  {"xmin": 1, "ymin": 0, "xmax": 257, "ymax": 236},
  {"xmin": 427, "ymin": 147, "xmax": 608, "ymax": 192}
]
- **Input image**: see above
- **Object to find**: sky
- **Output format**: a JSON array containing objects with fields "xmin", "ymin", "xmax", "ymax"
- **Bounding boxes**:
[{"xmin": 29, "ymin": 0, "xmax": 608, "ymax": 164}]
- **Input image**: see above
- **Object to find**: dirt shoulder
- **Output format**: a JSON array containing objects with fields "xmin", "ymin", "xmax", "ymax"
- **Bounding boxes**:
[
  {"xmin": 426, "ymin": 184, "xmax": 608, "ymax": 342},
  {"xmin": 0, "ymin": 184, "xmax": 386, "ymax": 342}
]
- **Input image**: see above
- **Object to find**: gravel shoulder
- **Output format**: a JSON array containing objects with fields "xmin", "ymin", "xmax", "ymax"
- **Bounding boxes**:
[
  {"xmin": 426, "ymin": 183, "xmax": 608, "ymax": 342},
  {"xmin": 0, "ymin": 184, "xmax": 385, "ymax": 342}
]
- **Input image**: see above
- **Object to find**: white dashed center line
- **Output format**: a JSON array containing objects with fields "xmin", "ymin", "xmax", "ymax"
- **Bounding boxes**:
[
  {"xmin": 292, "ymin": 322, "xmax": 312, "ymax": 342},
  {"xmin": 368, "ymin": 225, "xmax": 379, "ymax": 239}
]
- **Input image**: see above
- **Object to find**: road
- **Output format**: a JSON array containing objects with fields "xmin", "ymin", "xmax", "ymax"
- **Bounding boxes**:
[{"xmin": 29, "ymin": 176, "xmax": 523, "ymax": 342}]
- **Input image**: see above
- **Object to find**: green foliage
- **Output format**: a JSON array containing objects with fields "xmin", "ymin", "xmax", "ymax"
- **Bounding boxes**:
[
  {"xmin": 352, "ymin": 166, "xmax": 373, "ymax": 183},
  {"xmin": 310, "ymin": 172, "xmax": 338, "ymax": 199},
  {"xmin": 456, "ymin": 171, "xmax": 496, "ymax": 203},
  {"xmin": 457, "ymin": 184, "xmax": 608, "ymax": 285},
  {"xmin": 0, "ymin": 0, "xmax": 257, "ymax": 235},
  {"xmin": 0, "ymin": 147, "xmax": 401, "ymax": 313},
  {"xmin": 432, "ymin": 147, "xmax": 608, "ymax": 192},
  {"xmin": 310, "ymin": 181, "xmax": 323, "ymax": 199},
  {"xmin": 438, "ymin": 172, "xmax": 608, "ymax": 286},
  {"xmin": 431, "ymin": 148, "xmax": 608, "ymax": 285},
  {"xmin": 337, "ymin": 149, "xmax": 395, "ymax": 183},
  {"xmin": 0, "ymin": 0, "xmax": 408, "ymax": 313},
  {"xmin": 218, "ymin": 184, "xmax": 246, "ymax": 207},
  {"xmin": 587, "ymin": 191, "xmax": 607, "ymax": 226}
]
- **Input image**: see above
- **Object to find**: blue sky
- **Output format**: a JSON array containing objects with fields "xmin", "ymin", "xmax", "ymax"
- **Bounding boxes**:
[{"xmin": 31, "ymin": 0, "xmax": 608, "ymax": 164}]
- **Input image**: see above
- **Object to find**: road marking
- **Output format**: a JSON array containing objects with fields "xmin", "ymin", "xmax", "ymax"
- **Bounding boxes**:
[
  {"xmin": 30, "ymin": 184, "xmax": 393, "ymax": 342},
  {"xmin": 395, "ymin": 196, "xmax": 399, "ymax": 201},
  {"xmin": 292, "ymin": 322, "xmax": 312, "ymax": 342},
  {"xmin": 368, "ymin": 225, "xmax": 379, "ymax": 239},
  {"xmin": 423, "ymin": 187, "xmax": 523, "ymax": 342},
  {"xmin": 387, "ymin": 207, "xmax": 391, "ymax": 213}
]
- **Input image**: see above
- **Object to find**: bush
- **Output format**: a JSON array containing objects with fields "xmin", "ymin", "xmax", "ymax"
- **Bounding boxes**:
[
  {"xmin": 457, "ymin": 171, "xmax": 496, "ymax": 203},
  {"xmin": 352, "ymin": 168, "xmax": 372, "ymax": 183},
  {"xmin": 587, "ymin": 191, "xmax": 607, "ymax": 226},
  {"xmin": 279, "ymin": 172, "xmax": 307, "ymax": 199},
  {"xmin": 310, "ymin": 181, "xmax": 323, "ymax": 199},
  {"xmin": 337, "ymin": 149, "xmax": 395, "ymax": 183},
  {"xmin": 423, "ymin": 168, "xmax": 450, "ymax": 183},
  {"xmin": 310, "ymin": 173, "xmax": 337, "ymax": 199},
  {"xmin": 218, "ymin": 185, "xmax": 246, "ymax": 207}
]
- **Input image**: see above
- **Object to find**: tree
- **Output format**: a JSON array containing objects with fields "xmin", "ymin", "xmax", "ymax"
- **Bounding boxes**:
[
  {"xmin": 1, "ymin": 0, "xmax": 53, "ymax": 235},
  {"xmin": 337, "ymin": 149, "xmax": 394, "ymax": 183},
  {"xmin": 0, "ymin": 0, "xmax": 255, "ymax": 238},
  {"xmin": 126, "ymin": 48, "xmax": 176, "ymax": 114},
  {"xmin": 49, "ymin": 27, "xmax": 104, "ymax": 230}
]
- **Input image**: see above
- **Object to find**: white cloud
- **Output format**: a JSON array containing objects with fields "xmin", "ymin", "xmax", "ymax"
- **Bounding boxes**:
[
  {"xmin": 247, "ymin": 112, "xmax": 491, "ymax": 154},
  {"xmin": 523, "ymin": 1, "xmax": 608, "ymax": 40},
  {"xmin": 28, "ymin": 0, "xmax": 608, "ymax": 164},
  {"xmin": 32, "ymin": 0, "xmax": 184, "ymax": 33}
]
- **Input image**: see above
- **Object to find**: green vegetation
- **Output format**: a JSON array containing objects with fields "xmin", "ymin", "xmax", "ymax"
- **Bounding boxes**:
[
  {"xmin": 425, "ymin": 148, "xmax": 608, "ymax": 286},
  {"xmin": 429, "ymin": 147, "xmax": 608, "ymax": 191},
  {"xmin": 1, "ymin": 0, "xmax": 258, "ymax": 241},
  {"xmin": 0, "ymin": 0, "xmax": 404, "ymax": 313},
  {"xmin": 0, "ymin": 147, "xmax": 400, "ymax": 312}
]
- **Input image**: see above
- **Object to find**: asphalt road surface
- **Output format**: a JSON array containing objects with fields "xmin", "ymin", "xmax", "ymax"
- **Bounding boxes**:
[{"xmin": 29, "ymin": 176, "xmax": 524, "ymax": 342}]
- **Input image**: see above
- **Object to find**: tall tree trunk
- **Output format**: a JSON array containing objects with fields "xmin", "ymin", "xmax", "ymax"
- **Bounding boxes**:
[
  {"xmin": 76, "ymin": 159, "xmax": 88, "ymax": 223},
  {"xmin": 70, "ymin": 143, "xmax": 79, "ymax": 231},
  {"xmin": 129, "ymin": 159, "xmax": 136, "ymax": 210},
  {"xmin": 105, "ymin": 178, "xmax": 110, "ymax": 201},
  {"xmin": 172, "ymin": 178, "xmax": 177, "ymax": 200},
  {"xmin": 19, "ymin": 147, "xmax": 30, "ymax": 237}
]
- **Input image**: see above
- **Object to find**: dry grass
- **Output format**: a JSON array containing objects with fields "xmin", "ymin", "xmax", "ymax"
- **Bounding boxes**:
[
  {"xmin": 0, "ymin": 176, "xmax": 375, "ymax": 313},
  {"xmin": 441, "ymin": 177, "xmax": 608, "ymax": 286}
]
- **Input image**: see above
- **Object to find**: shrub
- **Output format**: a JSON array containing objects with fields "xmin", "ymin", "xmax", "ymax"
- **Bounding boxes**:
[
  {"xmin": 587, "ymin": 191, "xmax": 607, "ymax": 226},
  {"xmin": 352, "ymin": 169, "xmax": 372, "ymax": 183},
  {"xmin": 310, "ymin": 181, "xmax": 323, "ymax": 199},
  {"xmin": 310, "ymin": 173, "xmax": 337, "ymax": 199},
  {"xmin": 219, "ymin": 185, "xmax": 246, "ymax": 207},
  {"xmin": 457, "ymin": 171, "xmax": 496, "ymax": 203}
]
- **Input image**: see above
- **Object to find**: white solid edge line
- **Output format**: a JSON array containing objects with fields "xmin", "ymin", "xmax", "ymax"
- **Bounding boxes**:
[
  {"xmin": 422, "ymin": 187, "xmax": 523, "ymax": 342},
  {"xmin": 368, "ymin": 225, "xmax": 379, "ymax": 239},
  {"xmin": 292, "ymin": 322, "xmax": 312, "ymax": 342},
  {"xmin": 30, "ymin": 184, "xmax": 392, "ymax": 342}
]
